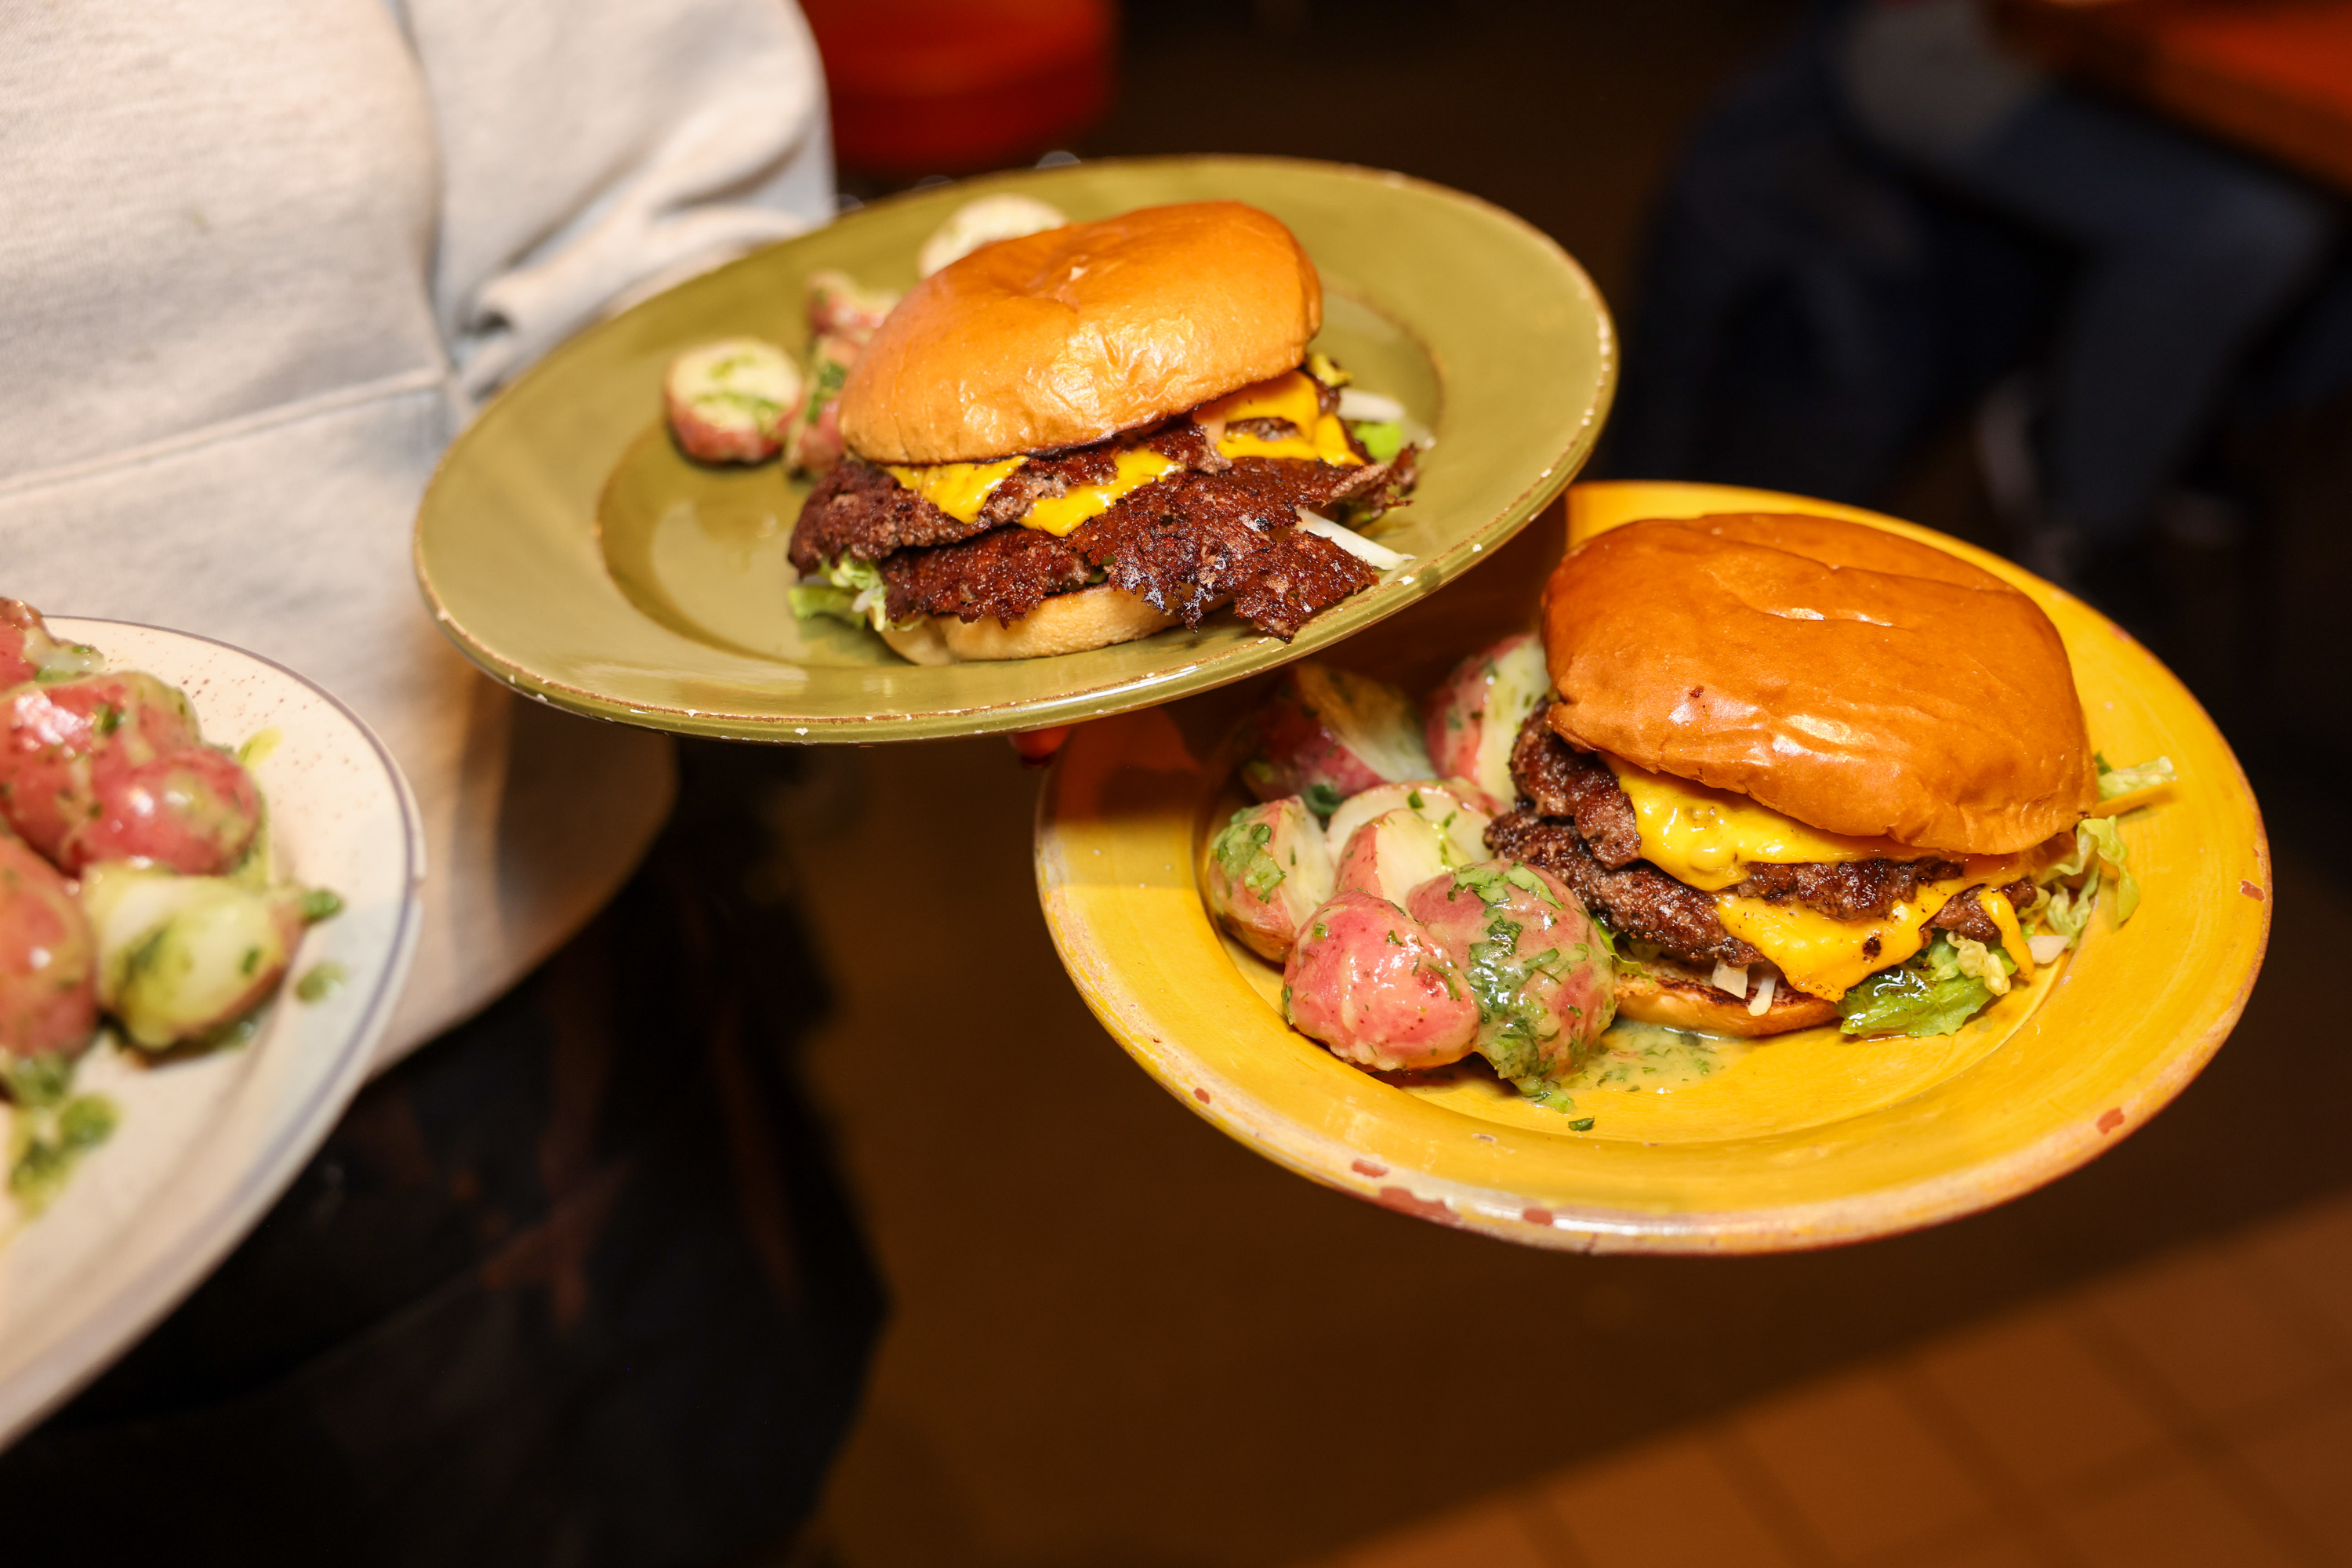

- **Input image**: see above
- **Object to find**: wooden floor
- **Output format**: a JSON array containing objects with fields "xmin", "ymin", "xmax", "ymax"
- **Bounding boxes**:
[
  {"xmin": 1311, "ymin": 1189, "xmax": 2352, "ymax": 1567},
  {"xmin": 772, "ymin": 724, "xmax": 2349, "ymax": 1567}
]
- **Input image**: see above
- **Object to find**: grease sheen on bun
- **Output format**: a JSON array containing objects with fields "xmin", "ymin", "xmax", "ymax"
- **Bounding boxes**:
[
  {"xmin": 1543, "ymin": 514, "xmax": 2096, "ymax": 855},
  {"xmin": 840, "ymin": 201, "xmax": 1323, "ymax": 466},
  {"xmin": 878, "ymin": 584, "xmax": 1178, "ymax": 665}
]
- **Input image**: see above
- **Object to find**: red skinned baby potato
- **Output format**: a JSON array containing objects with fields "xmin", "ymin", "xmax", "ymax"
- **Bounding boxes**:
[
  {"xmin": 1325, "ymin": 780, "xmax": 1495, "ymax": 866},
  {"xmin": 785, "ymin": 332, "xmax": 862, "ymax": 477},
  {"xmin": 1240, "ymin": 663, "xmax": 1436, "ymax": 820},
  {"xmin": 804, "ymin": 270, "xmax": 899, "ymax": 343},
  {"xmin": 1204, "ymin": 798, "xmax": 1334, "ymax": 962},
  {"xmin": 663, "ymin": 339, "xmax": 801, "ymax": 465},
  {"xmin": 0, "ymin": 837, "xmax": 98, "ymax": 1061},
  {"xmin": 2, "ymin": 673, "xmax": 261, "ymax": 876},
  {"xmin": 1407, "ymin": 861, "xmax": 1615, "ymax": 1091},
  {"xmin": 1332, "ymin": 808, "xmax": 1453, "ymax": 908},
  {"xmin": 0, "ymin": 600, "xmax": 103, "ymax": 690},
  {"xmin": 1422, "ymin": 633, "xmax": 1551, "ymax": 808},
  {"xmin": 1282, "ymin": 890, "xmax": 1479, "ymax": 1072}
]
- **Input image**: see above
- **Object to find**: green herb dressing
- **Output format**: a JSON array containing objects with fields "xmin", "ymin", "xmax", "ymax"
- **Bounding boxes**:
[
  {"xmin": 2, "ymin": 1054, "xmax": 119, "ymax": 1217},
  {"xmin": 237, "ymin": 728, "xmax": 282, "ymax": 768},
  {"xmin": 1563, "ymin": 1022, "xmax": 1752, "ymax": 1095},
  {"xmin": 295, "ymin": 961, "xmax": 347, "ymax": 1003}
]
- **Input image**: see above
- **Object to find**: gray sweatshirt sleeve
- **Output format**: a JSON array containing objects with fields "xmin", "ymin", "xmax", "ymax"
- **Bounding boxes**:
[{"xmin": 394, "ymin": 0, "xmax": 834, "ymax": 396}]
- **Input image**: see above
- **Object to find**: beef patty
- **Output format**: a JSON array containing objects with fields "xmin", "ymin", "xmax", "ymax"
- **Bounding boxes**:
[
  {"xmin": 1486, "ymin": 808, "xmax": 1766, "ymax": 968},
  {"xmin": 790, "ymin": 417, "xmax": 1417, "ymax": 640},
  {"xmin": 1489, "ymin": 710, "xmax": 2027, "ymax": 976}
]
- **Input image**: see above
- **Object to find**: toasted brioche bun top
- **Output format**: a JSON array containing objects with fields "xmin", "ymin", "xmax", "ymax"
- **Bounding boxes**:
[
  {"xmin": 839, "ymin": 201, "xmax": 1323, "ymax": 465},
  {"xmin": 1541, "ymin": 514, "xmax": 2096, "ymax": 855}
]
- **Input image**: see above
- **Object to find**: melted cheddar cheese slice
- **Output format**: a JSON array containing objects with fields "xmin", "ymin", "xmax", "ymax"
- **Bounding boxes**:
[
  {"xmin": 882, "ymin": 458, "xmax": 1025, "ymax": 524},
  {"xmin": 1715, "ymin": 878, "xmax": 1962, "ymax": 1001},
  {"xmin": 1714, "ymin": 856, "xmax": 2033, "ymax": 1000},
  {"xmin": 1602, "ymin": 755, "xmax": 1922, "ymax": 892},
  {"xmin": 1192, "ymin": 370, "xmax": 1364, "ymax": 467},
  {"xmin": 1979, "ymin": 887, "xmax": 2034, "ymax": 979},
  {"xmin": 1022, "ymin": 448, "xmax": 1180, "ymax": 536},
  {"xmin": 880, "ymin": 448, "xmax": 1180, "ymax": 538},
  {"xmin": 877, "ymin": 368, "xmax": 1362, "ymax": 537},
  {"xmin": 1600, "ymin": 753, "xmax": 2039, "ymax": 1000}
]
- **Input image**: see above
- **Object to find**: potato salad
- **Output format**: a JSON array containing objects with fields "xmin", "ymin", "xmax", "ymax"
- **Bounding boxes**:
[
  {"xmin": 0, "ymin": 602, "xmax": 339, "ymax": 1213},
  {"xmin": 1207, "ymin": 644, "xmax": 1617, "ymax": 1110}
]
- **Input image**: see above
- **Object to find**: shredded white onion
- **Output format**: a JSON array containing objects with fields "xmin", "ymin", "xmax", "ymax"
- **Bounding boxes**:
[
  {"xmin": 1748, "ymin": 971, "xmax": 1778, "ymax": 1018},
  {"xmin": 1711, "ymin": 961, "xmax": 1749, "ymax": 999},
  {"xmin": 2028, "ymin": 932, "xmax": 2071, "ymax": 965},
  {"xmin": 1295, "ymin": 510, "xmax": 1413, "ymax": 571},
  {"xmin": 1337, "ymin": 388, "xmax": 1406, "ymax": 424}
]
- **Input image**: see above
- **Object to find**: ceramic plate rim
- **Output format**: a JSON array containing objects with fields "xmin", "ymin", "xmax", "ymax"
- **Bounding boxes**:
[
  {"xmin": 0, "ymin": 619, "xmax": 425, "ymax": 1442},
  {"xmin": 1033, "ymin": 483, "xmax": 2271, "ymax": 1254},
  {"xmin": 414, "ymin": 154, "xmax": 1616, "ymax": 742}
]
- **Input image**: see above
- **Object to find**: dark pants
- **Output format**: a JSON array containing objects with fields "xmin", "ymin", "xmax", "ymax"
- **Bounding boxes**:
[
  {"xmin": 1945, "ymin": 91, "xmax": 2332, "ymax": 544},
  {"xmin": 0, "ymin": 746, "xmax": 884, "ymax": 1566},
  {"xmin": 1837, "ymin": 0, "xmax": 2338, "ymax": 545}
]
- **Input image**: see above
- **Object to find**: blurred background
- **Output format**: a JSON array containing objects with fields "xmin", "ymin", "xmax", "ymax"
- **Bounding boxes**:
[{"xmin": 748, "ymin": 2, "xmax": 2352, "ymax": 1563}]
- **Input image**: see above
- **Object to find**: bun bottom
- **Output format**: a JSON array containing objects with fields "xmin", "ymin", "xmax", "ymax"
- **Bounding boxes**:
[
  {"xmin": 880, "ymin": 584, "xmax": 1178, "ymax": 665},
  {"xmin": 1614, "ymin": 969, "xmax": 1840, "ymax": 1037}
]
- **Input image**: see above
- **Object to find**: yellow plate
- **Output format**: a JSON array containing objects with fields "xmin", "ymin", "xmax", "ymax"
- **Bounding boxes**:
[
  {"xmin": 1035, "ymin": 481, "xmax": 2270, "ymax": 1252},
  {"xmin": 414, "ymin": 157, "xmax": 1613, "ymax": 742}
]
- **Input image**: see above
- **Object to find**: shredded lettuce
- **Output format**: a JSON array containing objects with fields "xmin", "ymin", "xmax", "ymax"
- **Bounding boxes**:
[
  {"xmin": 2048, "ymin": 815, "xmax": 2139, "ymax": 927},
  {"xmin": 1350, "ymin": 420, "xmax": 1404, "ymax": 463},
  {"xmin": 2044, "ymin": 880, "xmax": 2092, "ymax": 945},
  {"xmin": 789, "ymin": 556, "xmax": 904, "ymax": 633},
  {"xmin": 2096, "ymin": 752, "xmax": 2176, "ymax": 800},
  {"xmin": 1839, "ymin": 935, "xmax": 2002, "ymax": 1037},
  {"xmin": 1947, "ymin": 933, "xmax": 2016, "ymax": 996},
  {"xmin": 2023, "ymin": 754, "xmax": 2170, "ymax": 949}
]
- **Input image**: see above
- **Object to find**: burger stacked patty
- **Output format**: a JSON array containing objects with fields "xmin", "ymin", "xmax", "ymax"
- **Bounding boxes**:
[
  {"xmin": 1483, "ymin": 711, "xmax": 2034, "ymax": 980},
  {"xmin": 787, "ymin": 417, "xmax": 1418, "ymax": 641}
]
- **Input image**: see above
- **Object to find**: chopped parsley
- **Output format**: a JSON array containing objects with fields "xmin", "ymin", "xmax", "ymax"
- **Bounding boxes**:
[
  {"xmin": 296, "ymin": 962, "xmax": 347, "ymax": 1004},
  {"xmin": 1210, "ymin": 810, "xmax": 1287, "ymax": 901},
  {"xmin": 3, "ymin": 1054, "xmax": 118, "ymax": 1217}
]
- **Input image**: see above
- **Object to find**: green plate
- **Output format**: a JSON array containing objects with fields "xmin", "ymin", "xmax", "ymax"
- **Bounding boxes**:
[{"xmin": 414, "ymin": 156, "xmax": 1614, "ymax": 742}]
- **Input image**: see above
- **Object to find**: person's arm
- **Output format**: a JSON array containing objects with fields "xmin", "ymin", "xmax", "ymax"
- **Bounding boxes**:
[{"xmin": 393, "ymin": 0, "xmax": 833, "ymax": 397}]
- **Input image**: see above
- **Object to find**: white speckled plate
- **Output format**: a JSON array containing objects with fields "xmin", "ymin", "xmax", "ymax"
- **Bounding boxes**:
[{"xmin": 0, "ymin": 620, "xmax": 423, "ymax": 1444}]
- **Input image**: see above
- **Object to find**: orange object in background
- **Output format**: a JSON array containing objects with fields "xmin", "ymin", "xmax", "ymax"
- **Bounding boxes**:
[
  {"xmin": 1995, "ymin": 0, "xmax": 2352, "ymax": 193},
  {"xmin": 801, "ymin": 0, "xmax": 1116, "ymax": 177}
]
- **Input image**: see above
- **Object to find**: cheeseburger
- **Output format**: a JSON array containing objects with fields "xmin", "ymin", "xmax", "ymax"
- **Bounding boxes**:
[
  {"xmin": 1487, "ymin": 513, "xmax": 2153, "ymax": 1037},
  {"xmin": 786, "ymin": 202, "xmax": 1418, "ymax": 664}
]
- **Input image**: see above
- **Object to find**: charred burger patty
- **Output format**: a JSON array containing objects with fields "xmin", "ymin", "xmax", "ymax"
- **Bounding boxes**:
[
  {"xmin": 1486, "ymin": 709, "xmax": 2038, "ymax": 981},
  {"xmin": 789, "ymin": 397, "xmax": 1418, "ymax": 641}
]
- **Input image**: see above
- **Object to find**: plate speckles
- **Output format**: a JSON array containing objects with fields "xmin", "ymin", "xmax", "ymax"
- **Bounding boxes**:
[{"xmin": 0, "ymin": 621, "xmax": 421, "ymax": 1438}]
